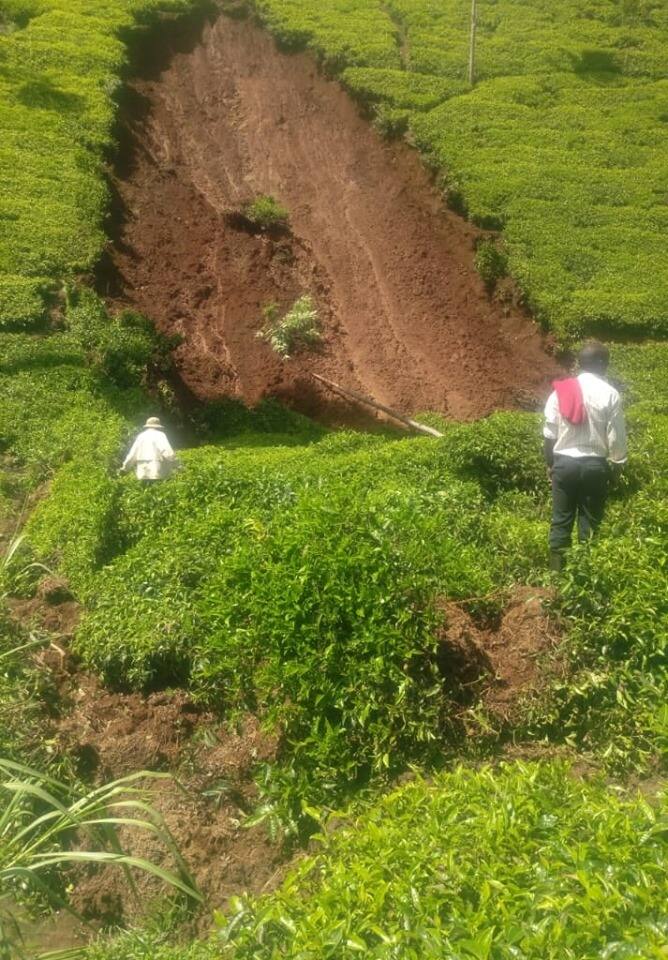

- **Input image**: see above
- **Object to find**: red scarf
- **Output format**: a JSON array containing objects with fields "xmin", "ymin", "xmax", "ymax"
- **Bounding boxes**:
[{"xmin": 553, "ymin": 378, "xmax": 586, "ymax": 425}]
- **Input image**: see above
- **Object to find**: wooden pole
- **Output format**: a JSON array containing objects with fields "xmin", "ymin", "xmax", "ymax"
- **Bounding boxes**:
[
  {"xmin": 311, "ymin": 373, "xmax": 444, "ymax": 438},
  {"xmin": 468, "ymin": 0, "xmax": 478, "ymax": 87}
]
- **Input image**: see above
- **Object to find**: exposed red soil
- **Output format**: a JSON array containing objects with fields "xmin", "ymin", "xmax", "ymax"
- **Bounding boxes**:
[
  {"xmin": 106, "ymin": 13, "xmax": 561, "ymax": 424},
  {"xmin": 4, "ymin": 613, "xmax": 286, "ymax": 929},
  {"xmin": 438, "ymin": 586, "xmax": 559, "ymax": 720},
  {"xmin": 9, "ymin": 576, "xmax": 81, "ymax": 638},
  {"xmin": 42, "ymin": 661, "xmax": 283, "ymax": 924}
]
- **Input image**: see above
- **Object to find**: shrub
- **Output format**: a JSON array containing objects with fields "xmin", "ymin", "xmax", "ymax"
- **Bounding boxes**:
[
  {"xmin": 443, "ymin": 412, "xmax": 547, "ymax": 496},
  {"xmin": 257, "ymin": 296, "xmax": 321, "ymax": 358},
  {"xmin": 243, "ymin": 194, "xmax": 289, "ymax": 230},
  {"xmin": 217, "ymin": 762, "xmax": 668, "ymax": 959},
  {"xmin": 474, "ymin": 238, "xmax": 508, "ymax": 289},
  {"xmin": 66, "ymin": 288, "xmax": 175, "ymax": 387}
]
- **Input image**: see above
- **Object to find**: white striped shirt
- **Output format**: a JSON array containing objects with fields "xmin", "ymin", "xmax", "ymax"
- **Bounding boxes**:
[{"xmin": 543, "ymin": 372, "xmax": 627, "ymax": 463}]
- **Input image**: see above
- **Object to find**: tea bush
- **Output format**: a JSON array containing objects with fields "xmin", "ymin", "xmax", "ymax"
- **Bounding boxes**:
[
  {"xmin": 60, "ymin": 433, "xmax": 513, "ymax": 803},
  {"xmin": 255, "ymin": 0, "xmax": 399, "ymax": 68},
  {"xmin": 86, "ymin": 762, "xmax": 668, "ymax": 960},
  {"xmin": 217, "ymin": 763, "xmax": 668, "ymax": 958},
  {"xmin": 0, "ymin": 0, "xmax": 203, "ymax": 328},
  {"xmin": 19, "ymin": 344, "xmax": 667, "ymax": 790}
]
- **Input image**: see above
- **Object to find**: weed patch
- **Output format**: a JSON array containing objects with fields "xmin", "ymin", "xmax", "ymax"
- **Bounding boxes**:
[{"xmin": 243, "ymin": 194, "xmax": 290, "ymax": 231}]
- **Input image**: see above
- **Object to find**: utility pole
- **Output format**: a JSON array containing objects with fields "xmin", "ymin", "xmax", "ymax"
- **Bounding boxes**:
[{"xmin": 468, "ymin": 0, "xmax": 478, "ymax": 86}]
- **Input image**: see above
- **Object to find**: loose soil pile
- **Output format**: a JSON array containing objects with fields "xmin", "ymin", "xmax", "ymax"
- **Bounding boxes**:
[
  {"xmin": 44, "ymin": 650, "xmax": 285, "ymax": 928},
  {"xmin": 438, "ymin": 586, "xmax": 559, "ymax": 721},
  {"xmin": 106, "ymin": 13, "xmax": 561, "ymax": 423}
]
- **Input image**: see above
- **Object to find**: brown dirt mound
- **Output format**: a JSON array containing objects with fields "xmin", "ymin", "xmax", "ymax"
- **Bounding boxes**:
[
  {"xmin": 105, "ymin": 13, "xmax": 561, "ymax": 423},
  {"xmin": 58, "ymin": 681, "xmax": 281, "ymax": 923},
  {"xmin": 437, "ymin": 586, "xmax": 559, "ymax": 720},
  {"xmin": 27, "ymin": 649, "xmax": 285, "ymax": 927}
]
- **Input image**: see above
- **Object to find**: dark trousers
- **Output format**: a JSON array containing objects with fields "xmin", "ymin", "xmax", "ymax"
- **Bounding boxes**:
[{"xmin": 549, "ymin": 456, "xmax": 609, "ymax": 551}]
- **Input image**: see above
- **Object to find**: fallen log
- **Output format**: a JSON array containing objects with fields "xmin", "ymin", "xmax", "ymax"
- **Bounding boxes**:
[{"xmin": 311, "ymin": 373, "xmax": 444, "ymax": 438}]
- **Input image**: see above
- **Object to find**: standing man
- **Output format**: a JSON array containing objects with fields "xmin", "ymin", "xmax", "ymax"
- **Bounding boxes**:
[
  {"xmin": 121, "ymin": 416, "xmax": 177, "ymax": 481},
  {"xmin": 543, "ymin": 341, "xmax": 627, "ymax": 572}
]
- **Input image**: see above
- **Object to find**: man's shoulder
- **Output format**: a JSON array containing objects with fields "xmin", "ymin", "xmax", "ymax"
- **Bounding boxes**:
[{"xmin": 578, "ymin": 372, "xmax": 620, "ymax": 404}]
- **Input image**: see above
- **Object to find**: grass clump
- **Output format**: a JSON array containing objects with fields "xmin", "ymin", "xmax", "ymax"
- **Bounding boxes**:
[
  {"xmin": 243, "ymin": 194, "xmax": 289, "ymax": 230},
  {"xmin": 0, "ymin": 761, "xmax": 201, "ymax": 959},
  {"xmin": 257, "ymin": 295, "xmax": 321, "ymax": 358}
]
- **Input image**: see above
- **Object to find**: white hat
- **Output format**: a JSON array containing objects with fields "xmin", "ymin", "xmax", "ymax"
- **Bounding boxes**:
[{"xmin": 144, "ymin": 417, "xmax": 164, "ymax": 430}]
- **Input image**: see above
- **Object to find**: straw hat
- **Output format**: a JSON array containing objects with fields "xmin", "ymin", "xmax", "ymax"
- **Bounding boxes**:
[{"xmin": 144, "ymin": 417, "xmax": 164, "ymax": 430}]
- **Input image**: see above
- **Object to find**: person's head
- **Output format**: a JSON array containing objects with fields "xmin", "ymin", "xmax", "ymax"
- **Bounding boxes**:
[
  {"xmin": 144, "ymin": 417, "xmax": 164, "ymax": 430},
  {"xmin": 578, "ymin": 341, "xmax": 609, "ymax": 376}
]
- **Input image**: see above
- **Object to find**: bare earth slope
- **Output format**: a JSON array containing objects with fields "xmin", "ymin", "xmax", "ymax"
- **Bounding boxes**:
[{"xmin": 107, "ymin": 15, "xmax": 560, "ymax": 421}]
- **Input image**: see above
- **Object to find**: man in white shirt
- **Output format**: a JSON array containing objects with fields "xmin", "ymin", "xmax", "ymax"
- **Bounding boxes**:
[
  {"xmin": 121, "ymin": 417, "xmax": 177, "ymax": 481},
  {"xmin": 543, "ymin": 341, "xmax": 627, "ymax": 572}
]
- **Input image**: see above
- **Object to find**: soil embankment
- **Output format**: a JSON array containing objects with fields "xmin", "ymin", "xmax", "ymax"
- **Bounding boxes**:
[{"xmin": 106, "ymin": 13, "xmax": 560, "ymax": 422}]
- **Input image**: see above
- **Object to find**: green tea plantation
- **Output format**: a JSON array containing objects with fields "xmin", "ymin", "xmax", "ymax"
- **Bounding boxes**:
[{"xmin": 0, "ymin": 0, "xmax": 666, "ymax": 957}]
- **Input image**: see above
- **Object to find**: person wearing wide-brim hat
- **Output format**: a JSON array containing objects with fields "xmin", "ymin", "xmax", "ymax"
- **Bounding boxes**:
[{"xmin": 121, "ymin": 417, "xmax": 177, "ymax": 481}]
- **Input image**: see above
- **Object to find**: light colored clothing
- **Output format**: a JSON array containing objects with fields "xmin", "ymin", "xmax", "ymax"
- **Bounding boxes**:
[
  {"xmin": 122, "ymin": 428, "xmax": 176, "ymax": 480},
  {"xmin": 543, "ymin": 371, "xmax": 627, "ymax": 463}
]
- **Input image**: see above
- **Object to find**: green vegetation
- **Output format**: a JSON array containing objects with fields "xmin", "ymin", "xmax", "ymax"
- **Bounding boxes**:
[
  {"xmin": 474, "ymin": 238, "xmax": 508, "ymax": 290},
  {"xmin": 86, "ymin": 763, "xmax": 668, "ymax": 960},
  {"xmin": 221, "ymin": 763, "xmax": 668, "ymax": 959},
  {"xmin": 256, "ymin": 0, "xmax": 668, "ymax": 342},
  {"xmin": 257, "ymin": 295, "xmax": 321, "ymax": 358},
  {"xmin": 13, "ymin": 350, "xmax": 664, "ymax": 813},
  {"xmin": 0, "ymin": 0, "xmax": 666, "ymax": 955},
  {"xmin": 0, "ymin": 0, "xmax": 201, "ymax": 329},
  {"xmin": 0, "ymin": 761, "xmax": 201, "ymax": 959},
  {"xmin": 243, "ymin": 194, "xmax": 290, "ymax": 230},
  {"xmin": 0, "ymin": 623, "xmax": 50, "ymax": 767}
]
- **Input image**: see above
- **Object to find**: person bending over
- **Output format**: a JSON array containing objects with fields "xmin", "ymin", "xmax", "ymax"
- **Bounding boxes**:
[
  {"xmin": 121, "ymin": 416, "xmax": 177, "ymax": 481},
  {"xmin": 543, "ymin": 341, "xmax": 627, "ymax": 572}
]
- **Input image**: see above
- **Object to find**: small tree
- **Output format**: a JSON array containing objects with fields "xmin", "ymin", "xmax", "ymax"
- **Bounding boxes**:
[{"xmin": 257, "ymin": 296, "xmax": 321, "ymax": 358}]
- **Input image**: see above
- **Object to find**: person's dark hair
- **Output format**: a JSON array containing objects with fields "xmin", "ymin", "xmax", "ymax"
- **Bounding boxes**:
[{"xmin": 578, "ymin": 340, "xmax": 609, "ymax": 374}]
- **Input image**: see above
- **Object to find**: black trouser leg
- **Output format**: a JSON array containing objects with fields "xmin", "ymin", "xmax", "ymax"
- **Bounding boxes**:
[
  {"xmin": 549, "ymin": 457, "xmax": 579, "ymax": 551},
  {"xmin": 549, "ymin": 456, "xmax": 609, "ymax": 552},
  {"xmin": 576, "ymin": 458, "xmax": 609, "ymax": 542}
]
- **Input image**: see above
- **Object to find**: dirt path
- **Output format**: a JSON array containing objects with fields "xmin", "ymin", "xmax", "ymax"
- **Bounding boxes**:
[{"xmin": 107, "ymin": 14, "xmax": 560, "ymax": 422}]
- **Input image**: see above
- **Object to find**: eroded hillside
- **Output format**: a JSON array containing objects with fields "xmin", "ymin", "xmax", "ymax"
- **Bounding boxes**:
[{"xmin": 106, "ymin": 14, "xmax": 559, "ymax": 421}]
